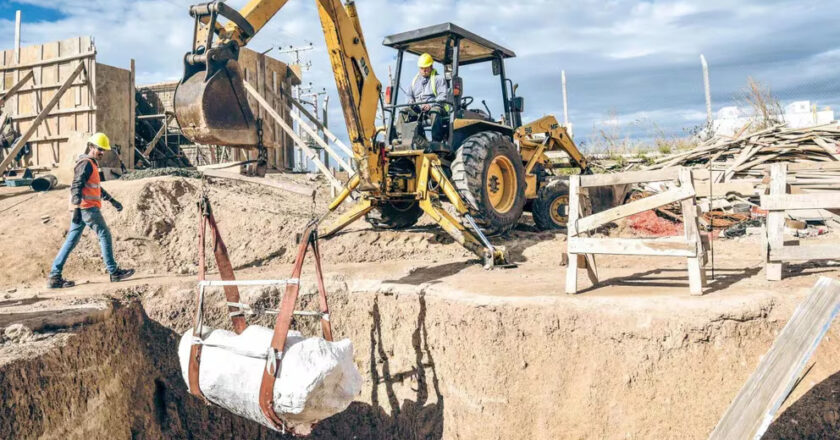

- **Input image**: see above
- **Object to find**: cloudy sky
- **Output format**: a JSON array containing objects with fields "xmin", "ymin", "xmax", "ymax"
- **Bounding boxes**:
[{"xmin": 1, "ymin": 0, "xmax": 838, "ymax": 151}]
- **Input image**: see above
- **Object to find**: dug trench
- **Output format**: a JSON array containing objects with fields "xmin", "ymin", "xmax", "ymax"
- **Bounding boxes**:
[
  {"xmin": 3, "ymin": 175, "xmax": 840, "ymax": 438},
  {"xmin": 2, "ymin": 274, "xmax": 840, "ymax": 439}
]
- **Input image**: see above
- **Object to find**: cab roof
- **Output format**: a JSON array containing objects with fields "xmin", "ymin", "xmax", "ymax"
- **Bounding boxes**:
[{"xmin": 382, "ymin": 22, "xmax": 516, "ymax": 66}]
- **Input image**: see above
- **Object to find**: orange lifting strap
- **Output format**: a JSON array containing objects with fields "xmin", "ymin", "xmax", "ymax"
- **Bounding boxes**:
[
  {"xmin": 187, "ymin": 195, "xmax": 333, "ymax": 435},
  {"xmin": 188, "ymin": 195, "xmax": 247, "ymax": 402},
  {"xmin": 258, "ymin": 220, "xmax": 333, "ymax": 433}
]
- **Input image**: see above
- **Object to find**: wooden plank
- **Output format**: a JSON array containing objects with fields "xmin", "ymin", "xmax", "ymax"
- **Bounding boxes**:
[
  {"xmin": 243, "ymin": 80, "xmax": 343, "ymax": 192},
  {"xmin": 12, "ymin": 106, "xmax": 96, "ymax": 120},
  {"xmin": 282, "ymin": 87, "xmax": 353, "ymax": 158},
  {"xmin": 565, "ymin": 175, "xmax": 581, "ymax": 294},
  {"xmin": 576, "ymin": 185, "xmax": 695, "ymax": 233},
  {"xmin": 786, "ymin": 161, "xmax": 840, "ymax": 172},
  {"xmin": 761, "ymin": 193, "xmax": 840, "ymax": 210},
  {"xmin": 249, "ymin": 80, "xmax": 352, "ymax": 173},
  {"xmin": 0, "ymin": 60, "xmax": 85, "ymax": 174},
  {"xmin": 708, "ymin": 277, "xmax": 840, "ymax": 440},
  {"xmin": 679, "ymin": 168, "xmax": 706, "ymax": 295},
  {"xmin": 765, "ymin": 163, "xmax": 787, "ymax": 281},
  {"xmin": 142, "ymin": 115, "xmax": 168, "ymax": 157},
  {"xmin": 770, "ymin": 244, "xmax": 840, "ymax": 261},
  {"xmin": 692, "ymin": 180, "xmax": 756, "ymax": 198},
  {"xmin": 579, "ymin": 168, "xmax": 680, "ymax": 187},
  {"xmin": 0, "ymin": 69, "xmax": 33, "ymax": 105},
  {"xmin": 568, "ymin": 237, "xmax": 697, "ymax": 257},
  {"xmin": 0, "ymin": 51, "xmax": 95, "ymax": 72}
]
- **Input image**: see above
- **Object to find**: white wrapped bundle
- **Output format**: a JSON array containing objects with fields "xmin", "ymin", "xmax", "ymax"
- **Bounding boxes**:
[{"xmin": 178, "ymin": 325, "xmax": 362, "ymax": 434}]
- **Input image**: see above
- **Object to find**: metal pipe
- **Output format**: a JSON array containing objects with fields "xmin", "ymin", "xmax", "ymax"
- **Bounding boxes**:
[
  {"xmin": 498, "ymin": 54, "xmax": 510, "ymax": 125},
  {"xmin": 30, "ymin": 174, "xmax": 57, "ymax": 192},
  {"xmin": 387, "ymin": 49, "xmax": 404, "ymax": 145}
]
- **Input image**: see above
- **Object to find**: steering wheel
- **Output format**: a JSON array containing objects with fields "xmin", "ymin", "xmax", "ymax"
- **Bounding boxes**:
[{"xmin": 461, "ymin": 96, "xmax": 474, "ymax": 108}]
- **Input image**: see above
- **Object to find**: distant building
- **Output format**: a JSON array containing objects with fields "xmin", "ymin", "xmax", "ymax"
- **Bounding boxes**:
[{"xmin": 711, "ymin": 100, "xmax": 835, "ymax": 135}]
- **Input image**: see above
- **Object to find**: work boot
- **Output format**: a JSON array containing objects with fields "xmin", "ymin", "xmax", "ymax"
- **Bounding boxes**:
[
  {"xmin": 110, "ymin": 268, "xmax": 135, "ymax": 282},
  {"xmin": 47, "ymin": 276, "xmax": 75, "ymax": 289}
]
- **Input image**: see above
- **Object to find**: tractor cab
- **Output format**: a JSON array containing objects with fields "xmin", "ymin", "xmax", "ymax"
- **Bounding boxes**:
[{"xmin": 382, "ymin": 23, "xmax": 524, "ymax": 157}]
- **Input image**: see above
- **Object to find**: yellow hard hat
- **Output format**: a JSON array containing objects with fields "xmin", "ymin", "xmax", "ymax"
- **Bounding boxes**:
[
  {"xmin": 88, "ymin": 132, "xmax": 111, "ymax": 151},
  {"xmin": 418, "ymin": 53, "xmax": 434, "ymax": 68}
]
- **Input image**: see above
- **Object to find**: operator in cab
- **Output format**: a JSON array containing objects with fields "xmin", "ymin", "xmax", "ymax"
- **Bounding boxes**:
[{"xmin": 407, "ymin": 53, "xmax": 449, "ymax": 142}]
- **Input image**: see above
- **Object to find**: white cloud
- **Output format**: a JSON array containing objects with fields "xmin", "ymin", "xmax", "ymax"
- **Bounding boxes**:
[{"xmin": 0, "ymin": 0, "xmax": 837, "ymax": 144}]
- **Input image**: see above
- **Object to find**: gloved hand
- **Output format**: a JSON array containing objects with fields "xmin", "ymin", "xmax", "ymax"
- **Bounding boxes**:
[
  {"xmin": 71, "ymin": 208, "xmax": 82, "ymax": 225},
  {"xmin": 109, "ymin": 198, "xmax": 123, "ymax": 212}
]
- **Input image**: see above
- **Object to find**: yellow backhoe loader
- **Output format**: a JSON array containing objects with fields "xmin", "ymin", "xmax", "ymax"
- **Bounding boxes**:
[{"xmin": 173, "ymin": 1, "xmax": 592, "ymax": 268}]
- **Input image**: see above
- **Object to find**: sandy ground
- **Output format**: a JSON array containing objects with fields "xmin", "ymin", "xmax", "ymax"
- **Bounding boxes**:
[{"xmin": 2, "ymin": 174, "xmax": 840, "ymax": 439}]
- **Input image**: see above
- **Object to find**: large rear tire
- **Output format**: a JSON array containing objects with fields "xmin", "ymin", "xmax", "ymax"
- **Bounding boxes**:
[
  {"xmin": 451, "ymin": 131, "xmax": 526, "ymax": 235},
  {"xmin": 533, "ymin": 179, "xmax": 570, "ymax": 230},
  {"xmin": 365, "ymin": 201, "xmax": 423, "ymax": 229}
]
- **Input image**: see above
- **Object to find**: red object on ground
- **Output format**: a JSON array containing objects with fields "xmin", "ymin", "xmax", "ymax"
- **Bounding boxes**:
[{"xmin": 629, "ymin": 210, "xmax": 683, "ymax": 236}]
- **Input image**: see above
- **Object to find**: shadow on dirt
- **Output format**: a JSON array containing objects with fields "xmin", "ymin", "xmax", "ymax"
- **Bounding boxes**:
[
  {"xmin": 575, "ymin": 266, "xmax": 762, "ymax": 295},
  {"xmin": 763, "ymin": 367, "xmax": 840, "ymax": 439}
]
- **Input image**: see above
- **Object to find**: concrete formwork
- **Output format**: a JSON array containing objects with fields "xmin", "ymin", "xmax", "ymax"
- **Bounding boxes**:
[{"xmin": 0, "ymin": 36, "xmax": 134, "ymax": 174}]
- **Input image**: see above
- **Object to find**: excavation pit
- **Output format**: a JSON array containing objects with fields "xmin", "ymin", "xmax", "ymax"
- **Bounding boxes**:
[
  {"xmin": 3, "ymin": 176, "xmax": 840, "ymax": 439},
  {"xmin": 2, "ymin": 269, "xmax": 840, "ymax": 439}
]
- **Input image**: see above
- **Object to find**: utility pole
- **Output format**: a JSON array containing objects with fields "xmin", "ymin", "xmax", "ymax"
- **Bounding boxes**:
[
  {"xmin": 700, "ymin": 54, "xmax": 713, "ymax": 131},
  {"xmin": 561, "ymin": 70, "xmax": 571, "ymax": 137},
  {"xmin": 301, "ymin": 87, "xmax": 328, "ymax": 169},
  {"xmin": 278, "ymin": 43, "xmax": 314, "ymax": 171}
]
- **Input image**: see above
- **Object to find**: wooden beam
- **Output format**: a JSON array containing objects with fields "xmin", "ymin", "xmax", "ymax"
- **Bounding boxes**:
[
  {"xmin": 770, "ymin": 244, "xmax": 840, "ymax": 261},
  {"xmin": 761, "ymin": 193, "xmax": 840, "ymax": 210},
  {"xmin": 0, "ymin": 60, "xmax": 85, "ymax": 174},
  {"xmin": 11, "ymin": 106, "xmax": 96, "ymax": 120},
  {"xmin": 568, "ymin": 237, "xmax": 697, "ymax": 257},
  {"xmin": 0, "ymin": 80, "xmax": 88, "ymax": 98},
  {"xmin": 282, "ymin": 87, "xmax": 353, "ymax": 158},
  {"xmin": 576, "ymin": 185, "xmax": 695, "ymax": 233},
  {"xmin": 765, "ymin": 163, "xmax": 787, "ymax": 281},
  {"xmin": 786, "ymin": 161, "xmax": 840, "ymax": 172},
  {"xmin": 0, "ymin": 51, "xmax": 95, "ymax": 72},
  {"xmin": 693, "ymin": 180, "xmax": 756, "ymax": 198},
  {"xmin": 242, "ymin": 81, "xmax": 343, "ymax": 192},
  {"xmin": 709, "ymin": 277, "xmax": 840, "ymax": 440},
  {"xmin": 246, "ymin": 80, "xmax": 352, "ymax": 173},
  {"xmin": 566, "ymin": 175, "xmax": 582, "ymax": 294},
  {"xmin": 0, "ymin": 70, "xmax": 33, "ymax": 106},
  {"xmin": 580, "ymin": 168, "xmax": 680, "ymax": 187},
  {"xmin": 142, "ymin": 116, "xmax": 168, "ymax": 158}
]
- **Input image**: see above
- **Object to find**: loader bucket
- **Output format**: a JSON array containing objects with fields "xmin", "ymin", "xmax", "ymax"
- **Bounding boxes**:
[{"xmin": 174, "ymin": 58, "xmax": 259, "ymax": 147}]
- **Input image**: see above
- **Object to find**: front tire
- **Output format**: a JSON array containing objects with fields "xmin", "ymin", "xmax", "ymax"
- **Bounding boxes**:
[
  {"xmin": 451, "ymin": 131, "xmax": 526, "ymax": 235},
  {"xmin": 533, "ymin": 179, "xmax": 570, "ymax": 230}
]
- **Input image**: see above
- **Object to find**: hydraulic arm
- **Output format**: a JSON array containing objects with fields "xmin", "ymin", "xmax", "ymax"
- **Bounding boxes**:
[{"xmin": 173, "ymin": 0, "xmax": 510, "ymax": 267}]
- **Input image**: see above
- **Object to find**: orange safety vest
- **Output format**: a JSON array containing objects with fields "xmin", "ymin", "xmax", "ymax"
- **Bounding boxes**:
[{"xmin": 79, "ymin": 158, "xmax": 102, "ymax": 209}]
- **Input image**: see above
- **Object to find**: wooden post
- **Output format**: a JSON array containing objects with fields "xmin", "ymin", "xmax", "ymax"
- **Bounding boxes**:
[
  {"xmin": 766, "ymin": 163, "xmax": 787, "ymax": 280},
  {"xmin": 566, "ymin": 175, "xmax": 581, "ymax": 294},
  {"xmin": 680, "ymin": 168, "xmax": 706, "ymax": 295},
  {"xmin": 128, "ymin": 59, "xmax": 135, "ymax": 170}
]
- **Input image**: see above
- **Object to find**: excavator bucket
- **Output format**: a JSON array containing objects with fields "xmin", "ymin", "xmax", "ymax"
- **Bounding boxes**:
[{"xmin": 174, "ymin": 58, "xmax": 259, "ymax": 147}]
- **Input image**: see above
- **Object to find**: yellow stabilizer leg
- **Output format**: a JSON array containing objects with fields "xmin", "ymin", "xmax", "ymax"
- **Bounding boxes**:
[
  {"xmin": 319, "ymin": 198, "xmax": 373, "ymax": 238},
  {"xmin": 421, "ymin": 155, "xmax": 511, "ymax": 268},
  {"xmin": 328, "ymin": 174, "xmax": 360, "ymax": 211}
]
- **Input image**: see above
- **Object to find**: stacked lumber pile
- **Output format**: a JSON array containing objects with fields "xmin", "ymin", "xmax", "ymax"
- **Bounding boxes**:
[{"xmin": 647, "ymin": 124, "xmax": 840, "ymax": 181}]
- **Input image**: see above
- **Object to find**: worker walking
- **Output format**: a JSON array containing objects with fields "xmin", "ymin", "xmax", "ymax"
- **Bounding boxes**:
[
  {"xmin": 47, "ymin": 133, "xmax": 134, "ymax": 288},
  {"xmin": 408, "ymin": 52, "xmax": 449, "ymax": 142}
]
